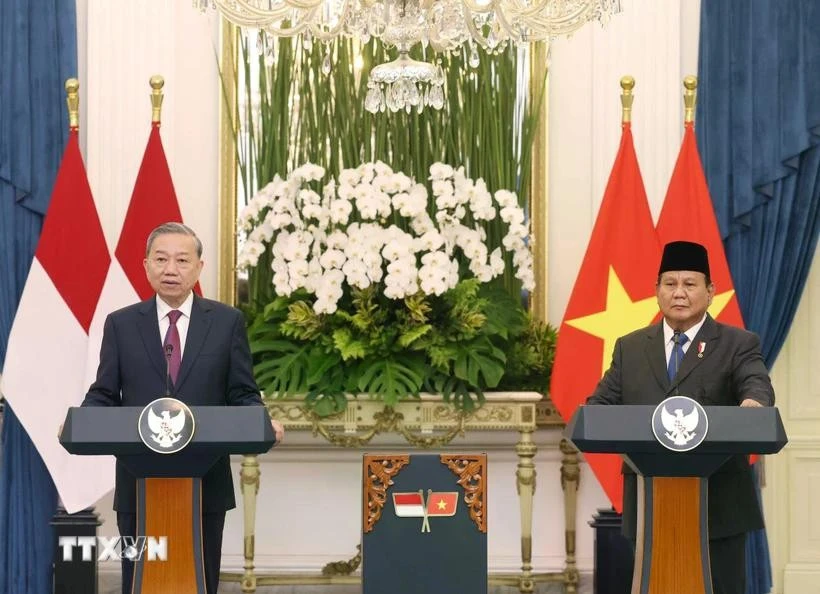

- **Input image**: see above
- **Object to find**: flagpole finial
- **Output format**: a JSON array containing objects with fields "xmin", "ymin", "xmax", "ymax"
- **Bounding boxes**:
[
  {"xmin": 620, "ymin": 76, "xmax": 635, "ymax": 123},
  {"xmin": 683, "ymin": 75, "xmax": 698, "ymax": 124},
  {"xmin": 65, "ymin": 78, "xmax": 80, "ymax": 130},
  {"xmin": 150, "ymin": 75, "xmax": 165, "ymax": 124}
]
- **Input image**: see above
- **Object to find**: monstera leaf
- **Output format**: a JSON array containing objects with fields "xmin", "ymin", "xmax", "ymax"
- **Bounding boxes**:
[{"xmin": 354, "ymin": 357, "xmax": 426, "ymax": 408}]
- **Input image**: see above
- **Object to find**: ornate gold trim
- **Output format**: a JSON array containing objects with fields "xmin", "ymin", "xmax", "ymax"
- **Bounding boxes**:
[
  {"xmin": 218, "ymin": 19, "xmax": 238, "ymax": 305},
  {"xmin": 303, "ymin": 407, "xmax": 467, "ymax": 449},
  {"xmin": 321, "ymin": 545, "xmax": 361, "ymax": 576},
  {"xmin": 535, "ymin": 399, "xmax": 563, "ymax": 427},
  {"xmin": 440, "ymin": 454, "xmax": 487, "ymax": 534},
  {"xmin": 529, "ymin": 41, "xmax": 550, "ymax": 322},
  {"xmin": 362, "ymin": 454, "xmax": 410, "ymax": 533}
]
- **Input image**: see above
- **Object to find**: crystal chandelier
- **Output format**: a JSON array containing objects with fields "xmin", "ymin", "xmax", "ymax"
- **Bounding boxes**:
[{"xmin": 200, "ymin": 0, "xmax": 620, "ymax": 112}]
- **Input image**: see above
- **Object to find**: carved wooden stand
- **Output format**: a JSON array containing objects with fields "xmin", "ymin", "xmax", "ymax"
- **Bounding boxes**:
[{"xmin": 220, "ymin": 393, "xmax": 580, "ymax": 593}]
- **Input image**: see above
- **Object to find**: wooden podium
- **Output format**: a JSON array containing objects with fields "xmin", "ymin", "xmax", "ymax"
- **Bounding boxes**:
[
  {"xmin": 60, "ymin": 404, "xmax": 275, "ymax": 594},
  {"xmin": 566, "ymin": 405, "xmax": 787, "ymax": 594}
]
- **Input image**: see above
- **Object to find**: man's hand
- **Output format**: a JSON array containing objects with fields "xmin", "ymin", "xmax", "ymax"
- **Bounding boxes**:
[
  {"xmin": 740, "ymin": 398, "xmax": 763, "ymax": 408},
  {"xmin": 271, "ymin": 419, "xmax": 285, "ymax": 444}
]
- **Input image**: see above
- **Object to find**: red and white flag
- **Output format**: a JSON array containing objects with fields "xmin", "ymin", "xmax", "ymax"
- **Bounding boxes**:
[
  {"xmin": 1, "ymin": 130, "xmax": 116, "ymax": 513},
  {"xmin": 393, "ymin": 492, "xmax": 426, "ymax": 517},
  {"xmin": 85, "ymin": 122, "xmax": 195, "ymax": 387}
]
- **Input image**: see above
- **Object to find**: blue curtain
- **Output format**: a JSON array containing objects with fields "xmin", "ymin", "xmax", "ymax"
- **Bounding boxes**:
[
  {"xmin": 697, "ymin": 1, "xmax": 820, "ymax": 593},
  {"xmin": 0, "ymin": 1, "xmax": 78, "ymax": 593}
]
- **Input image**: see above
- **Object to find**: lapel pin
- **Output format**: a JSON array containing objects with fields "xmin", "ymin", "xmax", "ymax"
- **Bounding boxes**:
[{"xmin": 697, "ymin": 341, "xmax": 706, "ymax": 358}]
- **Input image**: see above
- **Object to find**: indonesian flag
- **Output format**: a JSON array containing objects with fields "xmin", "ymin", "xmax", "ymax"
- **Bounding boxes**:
[
  {"xmin": 393, "ymin": 492, "xmax": 426, "ymax": 517},
  {"xmin": 656, "ymin": 123, "xmax": 744, "ymax": 328},
  {"xmin": 1, "ymin": 130, "xmax": 116, "ymax": 513},
  {"xmin": 85, "ymin": 122, "xmax": 196, "ymax": 388},
  {"xmin": 550, "ymin": 123, "xmax": 662, "ymax": 511},
  {"xmin": 114, "ymin": 124, "xmax": 191, "ymax": 300}
]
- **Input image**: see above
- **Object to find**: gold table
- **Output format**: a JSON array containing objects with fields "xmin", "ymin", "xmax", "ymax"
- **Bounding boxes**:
[{"xmin": 221, "ymin": 393, "xmax": 581, "ymax": 593}]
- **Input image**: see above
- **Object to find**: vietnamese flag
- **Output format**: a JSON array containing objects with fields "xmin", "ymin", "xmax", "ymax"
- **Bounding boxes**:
[
  {"xmin": 426, "ymin": 492, "xmax": 458, "ymax": 516},
  {"xmin": 656, "ymin": 122, "xmax": 758, "ymax": 465},
  {"xmin": 550, "ymin": 122, "xmax": 662, "ymax": 511},
  {"xmin": 655, "ymin": 123, "xmax": 743, "ymax": 328}
]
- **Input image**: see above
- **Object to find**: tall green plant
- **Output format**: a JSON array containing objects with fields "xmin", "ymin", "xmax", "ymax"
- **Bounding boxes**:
[{"xmin": 237, "ymin": 35, "xmax": 548, "ymax": 312}]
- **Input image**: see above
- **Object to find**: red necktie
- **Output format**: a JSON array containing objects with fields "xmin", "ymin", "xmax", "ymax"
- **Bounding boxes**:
[{"xmin": 163, "ymin": 310, "xmax": 182, "ymax": 384}]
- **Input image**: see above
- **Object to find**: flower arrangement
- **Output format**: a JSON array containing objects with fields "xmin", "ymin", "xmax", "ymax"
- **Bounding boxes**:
[{"xmin": 237, "ymin": 160, "xmax": 549, "ymax": 416}]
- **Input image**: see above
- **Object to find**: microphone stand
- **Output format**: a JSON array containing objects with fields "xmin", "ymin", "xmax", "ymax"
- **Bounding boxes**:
[
  {"xmin": 672, "ymin": 331, "xmax": 681, "ymax": 395},
  {"xmin": 164, "ymin": 344, "xmax": 174, "ymax": 397}
]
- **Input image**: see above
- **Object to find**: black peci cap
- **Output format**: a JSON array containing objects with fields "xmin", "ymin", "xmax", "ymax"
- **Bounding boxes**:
[{"xmin": 658, "ymin": 241, "xmax": 710, "ymax": 277}]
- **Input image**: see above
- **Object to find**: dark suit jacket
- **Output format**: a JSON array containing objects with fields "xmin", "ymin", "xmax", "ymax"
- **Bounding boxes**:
[
  {"xmin": 82, "ymin": 295, "xmax": 263, "ymax": 513},
  {"xmin": 587, "ymin": 314, "xmax": 774, "ymax": 540}
]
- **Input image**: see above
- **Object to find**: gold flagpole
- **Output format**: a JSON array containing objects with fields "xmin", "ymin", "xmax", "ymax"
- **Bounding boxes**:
[
  {"xmin": 65, "ymin": 78, "xmax": 80, "ymax": 129},
  {"xmin": 683, "ymin": 75, "xmax": 697, "ymax": 124},
  {"xmin": 150, "ymin": 75, "xmax": 164, "ymax": 124},
  {"xmin": 620, "ymin": 75, "xmax": 634, "ymax": 124}
]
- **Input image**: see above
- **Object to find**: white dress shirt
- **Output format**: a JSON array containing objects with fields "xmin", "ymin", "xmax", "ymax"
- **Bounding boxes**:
[
  {"xmin": 662, "ymin": 314, "xmax": 707, "ymax": 367},
  {"xmin": 156, "ymin": 292, "xmax": 194, "ymax": 357}
]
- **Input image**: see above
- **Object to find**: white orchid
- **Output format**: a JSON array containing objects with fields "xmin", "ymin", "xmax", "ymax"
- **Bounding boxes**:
[{"xmin": 237, "ymin": 161, "xmax": 536, "ymax": 313}]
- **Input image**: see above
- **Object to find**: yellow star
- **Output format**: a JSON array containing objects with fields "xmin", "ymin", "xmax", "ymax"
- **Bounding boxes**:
[
  {"xmin": 708, "ymin": 289, "xmax": 734, "ymax": 319},
  {"xmin": 565, "ymin": 267, "xmax": 659, "ymax": 376},
  {"xmin": 436, "ymin": 499, "xmax": 447, "ymax": 511}
]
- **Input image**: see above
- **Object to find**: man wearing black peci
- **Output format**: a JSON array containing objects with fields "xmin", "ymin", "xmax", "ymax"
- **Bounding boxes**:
[{"xmin": 586, "ymin": 240, "xmax": 773, "ymax": 594}]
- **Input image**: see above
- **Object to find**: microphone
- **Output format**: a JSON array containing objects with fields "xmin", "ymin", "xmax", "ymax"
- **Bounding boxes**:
[{"xmin": 164, "ymin": 343, "xmax": 174, "ymax": 396}]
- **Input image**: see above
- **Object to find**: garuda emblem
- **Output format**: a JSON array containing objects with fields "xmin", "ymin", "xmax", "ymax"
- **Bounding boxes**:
[
  {"xmin": 651, "ymin": 395, "xmax": 708, "ymax": 452},
  {"xmin": 138, "ymin": 397, "xmax": 195, "ymax": 454},
  {"xmin": 661, "ymin": 406, "xmax": 698, "ymax": 446},
  {"xmin": 147, "ymin": 408, "xmax": 185, "ymax": 448}
]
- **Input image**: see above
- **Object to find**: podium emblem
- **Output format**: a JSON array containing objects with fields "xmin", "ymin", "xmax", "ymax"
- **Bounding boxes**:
[
  {"xmin": 651, "ymin": 396, "xmax": 708, "ymax": 452},
  {"xmin": 138, "ymin": 397, "xmax": 195, "ymax": 454}
]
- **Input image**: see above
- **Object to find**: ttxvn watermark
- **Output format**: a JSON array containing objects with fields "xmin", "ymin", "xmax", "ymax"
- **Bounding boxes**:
[{"xmin": 57, "ymin": 536, "xmax": 168, "ymax": 562}]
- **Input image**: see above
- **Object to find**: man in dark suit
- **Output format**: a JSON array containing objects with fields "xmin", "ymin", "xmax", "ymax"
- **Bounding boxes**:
[
  {"xmin": 587, "ymin": 240, "xmax": 774, "ymax": 594},
  {"xmin": 83, "ymin": 222, "xmax": 284, "ymax": 594}
]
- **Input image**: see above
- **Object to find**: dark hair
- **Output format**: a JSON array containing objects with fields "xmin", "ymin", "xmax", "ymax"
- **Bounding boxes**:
[{"xmin": 145, "ymin": 222, "xmax": 203, "ymax": 258}]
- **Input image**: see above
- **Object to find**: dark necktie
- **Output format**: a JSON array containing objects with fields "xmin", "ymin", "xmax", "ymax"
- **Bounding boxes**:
[
  {"xmin": 667, "ymin": 331, "xmax": 689, "ymax": 382},
  {"xmin": 164, "ymin": 310, "xmax": 182, "ymax": 384}
]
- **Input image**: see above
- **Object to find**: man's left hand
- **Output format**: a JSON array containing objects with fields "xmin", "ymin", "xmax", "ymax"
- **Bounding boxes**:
[
  {"xmin": 271, "ymin": 419, "xmax": 285, "ymax": 444},
  {"xmin": 740, "ymin": 398, "xmax": 763, "ymax": 408}
]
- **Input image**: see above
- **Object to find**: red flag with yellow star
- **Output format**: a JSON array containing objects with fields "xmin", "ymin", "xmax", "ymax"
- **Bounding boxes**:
[
  {"xmin": 655, "ymin": 123, "xmax": 743, "ymax": 327},
  {"xmin": 550, "ymin": 123, "xmax": 661, "ymax": 511},
  {"xmin": 657, "ymin": 124, "xmax": 756, "ymax": 465}
]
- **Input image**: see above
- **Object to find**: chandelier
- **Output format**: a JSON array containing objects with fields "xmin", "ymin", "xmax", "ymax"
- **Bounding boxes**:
[{"xmin": 199, "ymin": 0, "xmax": 620, "ymax": 112}]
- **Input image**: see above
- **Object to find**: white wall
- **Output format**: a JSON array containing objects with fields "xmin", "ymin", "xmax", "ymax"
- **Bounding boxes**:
[
  {"xmin": 764, "ymin": 243, "xmax": 820, "ymax": 594},
  {"xmin": 79, "ymin": 0, "xmax": 221, "ymax": 296}
]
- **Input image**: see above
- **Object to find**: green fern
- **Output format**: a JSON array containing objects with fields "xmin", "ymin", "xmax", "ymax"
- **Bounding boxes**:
[
  {"xmin": 333, "ymin": 328, "xmax": 368, "ymax": 360},
  {"xmin": 281, "ymin": 301, "xmax": 324, "ymax": 340}
]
